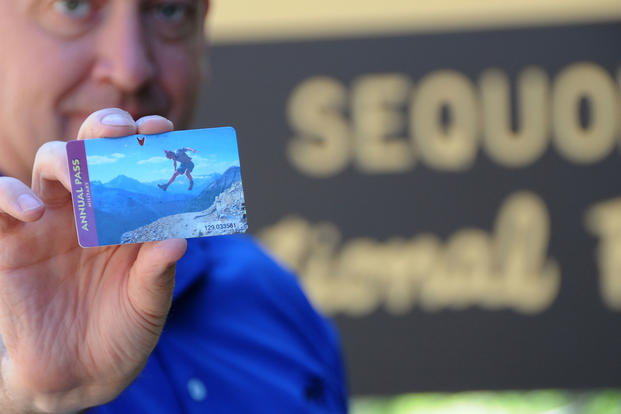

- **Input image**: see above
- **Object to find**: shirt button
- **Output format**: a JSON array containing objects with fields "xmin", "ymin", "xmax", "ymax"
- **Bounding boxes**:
[{"xmin": 187, "ymin": 378, "xmax": 207, "ymax": 402}]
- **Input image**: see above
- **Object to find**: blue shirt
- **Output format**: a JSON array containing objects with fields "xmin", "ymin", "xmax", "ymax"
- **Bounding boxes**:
[{"xmin": 91, "ymin": 236, "xmax": 348, "ymax": 413}]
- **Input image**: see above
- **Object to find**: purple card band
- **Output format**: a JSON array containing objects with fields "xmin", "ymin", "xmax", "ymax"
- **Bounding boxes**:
[{"xmin": 66, "ymin": 141, "xmax": 99, "ymax": 248}]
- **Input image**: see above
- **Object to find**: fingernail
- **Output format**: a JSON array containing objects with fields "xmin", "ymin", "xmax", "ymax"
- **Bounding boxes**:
[
  {"xmin": 136, "ymin": 116, "xmax": 173, "ymax": 128},
  {"xmin": 17, "ymin": 194, "xmax": 43, "ymax": 213},
  {"xmin": 101, "ymin": 113, "xmax": 133, "ymax": 127}
]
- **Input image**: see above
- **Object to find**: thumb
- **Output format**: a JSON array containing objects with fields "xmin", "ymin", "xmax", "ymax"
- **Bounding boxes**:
[
  {"xmin": 77, "ymin": 108, "xmax": 137, "ymax": 140},
  {"xmin": 127, "ymin": 239, "xmax": 187, "ymax": 326}
]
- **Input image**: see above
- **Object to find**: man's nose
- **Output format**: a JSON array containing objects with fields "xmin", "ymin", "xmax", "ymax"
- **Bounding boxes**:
[{"xmin": 92, "ymin": 5, "xmax": 156, "ymax": 93}]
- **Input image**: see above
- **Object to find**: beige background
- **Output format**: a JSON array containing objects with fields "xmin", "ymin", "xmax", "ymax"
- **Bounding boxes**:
[{"xmin": 207, "ymin": 0, "xmax": 621, "ymax": 44}]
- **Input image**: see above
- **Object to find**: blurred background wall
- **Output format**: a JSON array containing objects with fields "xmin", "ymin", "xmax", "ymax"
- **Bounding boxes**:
[{"xmin": 193, "ymin": 0, "xmax": 621, "ymax": 409}]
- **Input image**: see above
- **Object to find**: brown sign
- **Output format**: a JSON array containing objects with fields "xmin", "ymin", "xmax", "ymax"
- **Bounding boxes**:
[{"xmin": 194, "ymin": 21, "xmax": 621, "ymax": 394}]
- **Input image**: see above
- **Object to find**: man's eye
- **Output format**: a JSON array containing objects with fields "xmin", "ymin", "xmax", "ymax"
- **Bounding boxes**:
[
  {"xmin": 148, "ymin": 2, "xmax": 199, "ymax": 40},
  {"xmin": 53, "ymin": 0, "xmax": 92, "ymax": 18},
  {"xmin": 155, "ymin": 3, "xmax": 193, "ymax": 22},
  {"xmin": 35, "ymin": 0, "xmax": 98, "ymax": 38}
]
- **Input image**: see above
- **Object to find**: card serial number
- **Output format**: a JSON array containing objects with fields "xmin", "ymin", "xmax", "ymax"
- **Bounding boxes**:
[{"xmin": 206, "ymin": 222, "xmax": 236, "ymax": 231}]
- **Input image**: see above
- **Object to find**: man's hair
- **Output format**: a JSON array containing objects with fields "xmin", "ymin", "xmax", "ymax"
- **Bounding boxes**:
[{"xmin": 164, "ymin": 150, "xmax": 175, "ymax": 159}]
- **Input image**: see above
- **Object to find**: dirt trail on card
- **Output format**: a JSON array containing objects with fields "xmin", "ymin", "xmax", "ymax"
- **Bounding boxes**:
[{"xmin": 121, "ymin": 182, "xmax": 247, "ymax": 243}]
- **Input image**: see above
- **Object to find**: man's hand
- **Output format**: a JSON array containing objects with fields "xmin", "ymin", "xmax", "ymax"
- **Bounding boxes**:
[{"xmin": 0, "ymin": 108, "xmax": 187, "ymax": 413}]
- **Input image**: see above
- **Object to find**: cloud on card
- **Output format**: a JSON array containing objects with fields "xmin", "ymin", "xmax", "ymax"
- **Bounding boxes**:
[
  {"xmin": 87, "ymin": 153, "xmax": 125, "ymax": 165},
  {"xmin": 137, "ymin": 156, "xmax": 167, "ymax": 165},
  {"xmin": 192, "ymin": 155, "xmax": 239, "ymax": 174}
]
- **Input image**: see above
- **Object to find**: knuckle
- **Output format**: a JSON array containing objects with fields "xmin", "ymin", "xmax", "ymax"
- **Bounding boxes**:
[
  {"xmin": 34, "ymin": 141, "xmax": 62, "ymax": 162},
  {"xmin": 33, "ymin": 142, "xmax": 65, "ymax": 173}
]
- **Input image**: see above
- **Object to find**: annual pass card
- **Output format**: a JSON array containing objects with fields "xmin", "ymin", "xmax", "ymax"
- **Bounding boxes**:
[{"xmin": 66, "ymin": 127, "xmax": 247, "ymax": 247}]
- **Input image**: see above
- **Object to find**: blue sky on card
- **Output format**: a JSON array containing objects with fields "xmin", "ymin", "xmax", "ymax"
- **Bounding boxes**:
[{"xmin": 84, "ymin": 128, "xmax": 240, "ymax": 183}]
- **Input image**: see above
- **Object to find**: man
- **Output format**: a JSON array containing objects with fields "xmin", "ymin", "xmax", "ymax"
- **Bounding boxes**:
[
  {"xmin": 0, "ymin": 1, "xmax": 347, "ymax": 413},
  {"xmin": 158, "ymin": 147, "xmax": 199, "ymax": 191}
]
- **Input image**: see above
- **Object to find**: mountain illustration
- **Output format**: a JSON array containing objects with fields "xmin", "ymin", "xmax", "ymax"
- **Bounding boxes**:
[
  {"xmin": 102, "ymin": 173, "xmax": 220, "ymax": 198},
  {"xmin": 90, "ymin": 169, "xmax": 240, "ymax": 245},
  {"xmin": 121, "ymin": 181, "xmax": 247, "ymax": 244},
  {"xmin": 90, "ymin": 182, "xmax": 193, "ymax": 245},
  {"xmin": 185, "ymin": 166, "xmax": 242, "ymax": 212},
  {"xmin": 106, "ymin": 174, "xmax": 149, "ymax": 192}
]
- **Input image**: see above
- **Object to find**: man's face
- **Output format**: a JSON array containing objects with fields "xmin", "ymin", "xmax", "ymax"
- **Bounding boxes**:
[{"xmin": 0, "ymin": 0, "xmax": 208, "ymax": 180}]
